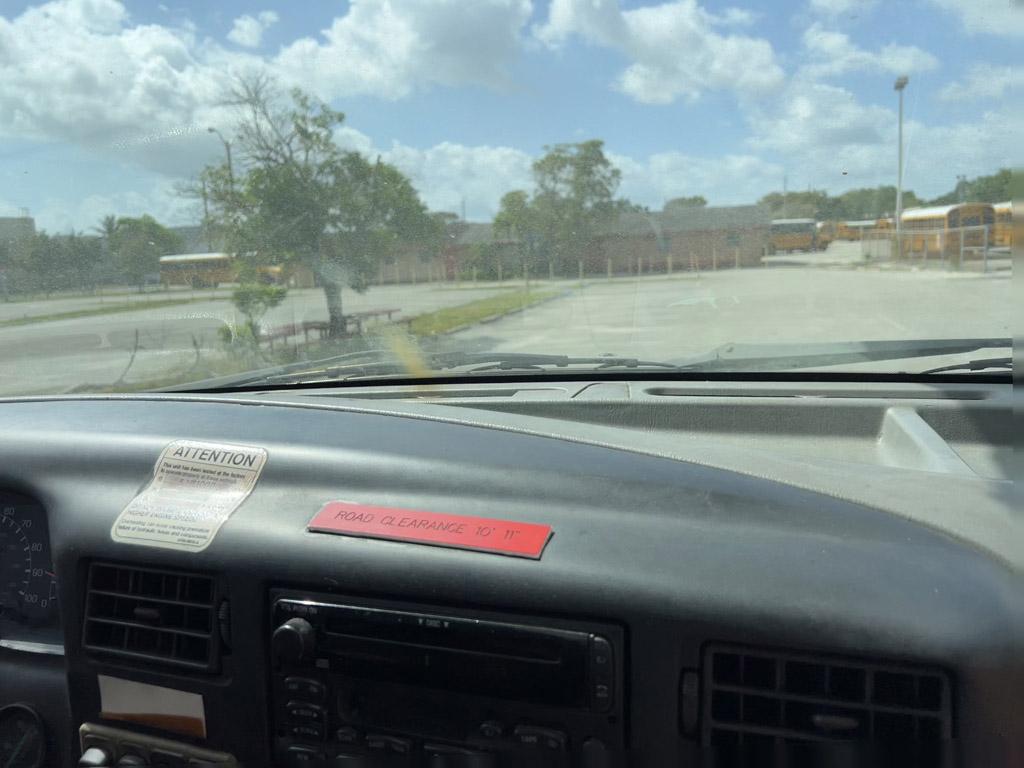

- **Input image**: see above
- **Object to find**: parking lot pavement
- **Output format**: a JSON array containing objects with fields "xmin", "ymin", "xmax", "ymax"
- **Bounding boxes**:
[{"xmin": 447, "ymin": 267, "xmax": 1011, "ymax": 363}]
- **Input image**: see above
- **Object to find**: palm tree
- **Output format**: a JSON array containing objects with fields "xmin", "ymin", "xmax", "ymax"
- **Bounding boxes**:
[{"xmin": 95, "ymin": 215, "xmax": 119, "ymax": 244}]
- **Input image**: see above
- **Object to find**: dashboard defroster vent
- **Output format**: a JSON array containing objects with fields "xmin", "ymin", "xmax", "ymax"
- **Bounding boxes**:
[
  {"xmin": 83, "ymin": 562, "xmax": 220, "ymax": 672},
  {"xmin": 702, "ymin": 644, "xmax": 952, "ymax": 766}
]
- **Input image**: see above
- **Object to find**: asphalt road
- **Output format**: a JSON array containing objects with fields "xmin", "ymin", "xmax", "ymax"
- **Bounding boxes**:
[
  {"xmin": 0, "ymin": 283, "xmax": 510, "ymax": 395},
  {"xmin": 0, "ymin": 262, "xmax": 1011, "ymax": 395}
]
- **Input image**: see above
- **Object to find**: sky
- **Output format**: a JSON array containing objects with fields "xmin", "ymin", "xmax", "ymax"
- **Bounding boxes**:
[{"xmin": 0, "ymin": 0, "xmax": 1019, "ymax": 232}]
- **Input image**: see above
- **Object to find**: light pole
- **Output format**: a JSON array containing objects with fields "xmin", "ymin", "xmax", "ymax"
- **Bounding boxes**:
[
  {"xmin": 207, "ymin": 127, "xmax": 234, "ymax": 193},
  {"xmin": 893, "ymin": 76, "xmax": 908, "ymax": 256}
]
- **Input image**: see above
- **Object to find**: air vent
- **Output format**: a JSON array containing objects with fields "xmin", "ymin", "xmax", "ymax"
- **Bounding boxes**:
[
  {"xmin": 83, "ymin": 562, "xmax": 220, "ymax": 671},
  {"xmin": 702, "ymin": 644, "xmax": 952, "ymax": 766}
]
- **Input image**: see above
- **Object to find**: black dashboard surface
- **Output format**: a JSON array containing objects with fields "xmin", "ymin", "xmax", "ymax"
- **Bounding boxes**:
[{"xmin": 0, "ymin": 389, "xmax": 1020, "ymax": 766}]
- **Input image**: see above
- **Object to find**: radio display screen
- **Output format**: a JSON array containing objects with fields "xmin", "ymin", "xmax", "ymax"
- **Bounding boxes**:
[{"xmin": 318, "ymin": 604, "xmax": 590, "ymax": 708}]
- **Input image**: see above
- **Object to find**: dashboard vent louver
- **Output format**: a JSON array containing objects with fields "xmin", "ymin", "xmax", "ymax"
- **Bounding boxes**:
[
  {"xmin": 83, "ymin": 562, "xmax": 219, "ymax": 672},
  {"xmin": 702, "ymin": 644, "xmax": 952, "ymax": 766}
]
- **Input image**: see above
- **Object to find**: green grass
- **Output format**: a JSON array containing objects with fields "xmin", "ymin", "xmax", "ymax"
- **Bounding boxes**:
[
  {"xmin": 0, "ymin": 297, "xmax": 208, "ymax": 329},
  {"xmin": 405, "ymin": 288, "xmax": 557, "ymax": 337}
]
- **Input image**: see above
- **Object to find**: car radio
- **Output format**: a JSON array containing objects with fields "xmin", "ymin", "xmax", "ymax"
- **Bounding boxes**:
[{"xmin": 268, "ymin": 590, "xmax": 624, "ymax": 766}]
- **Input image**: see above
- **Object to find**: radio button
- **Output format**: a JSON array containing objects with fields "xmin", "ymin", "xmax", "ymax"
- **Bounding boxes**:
[
  {"xmin": 513, "ymin": 726, "xmax": 567, "ymax": 751},
  {"xmin": 479, "ymin": 721, "xmax": 504, "ymax": 739},
  {"xmin": 291, "ymin": 723, "xmax": 325, "ymax": 742},
  {"xmin": 590, "ymin": 635, "xmax": 613, "ymax": 670},
  {"xmin": 284, "ymin": 677, "xmax": 326, "ymax": 702},
  {"xmin": 287, "ymin": 701, "xmax": 327, "ymax": 724},
  {"xmin": 334, "ymin": 726, "xmax": 360, "ymax": 744},
  {"xmin": 284, "ymin": 746, "xmax": 322, "ymax": 766},
  {"xmin": 365, "ymin": 734, "xmax": 412, "ymax": 754}
]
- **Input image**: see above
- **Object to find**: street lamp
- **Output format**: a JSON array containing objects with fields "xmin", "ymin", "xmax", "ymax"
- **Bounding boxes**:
[
  {"xmin": 207, "ymin": 127, "xmax": 234, "ymax": 192},
  {"xmin": 893, "ymin": 76, "xmax": 908, "ymax": 255}
]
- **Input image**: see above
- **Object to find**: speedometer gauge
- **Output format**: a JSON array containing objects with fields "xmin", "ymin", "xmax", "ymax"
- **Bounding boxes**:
[{"xmin": 0, "ymin": 498, "xmax": 59, "ymax": 640}]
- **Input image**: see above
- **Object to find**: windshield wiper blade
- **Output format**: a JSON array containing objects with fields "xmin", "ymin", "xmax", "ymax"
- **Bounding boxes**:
[
  {"xmin": 430, "ymin": 351, "xmax": 681, "ymax": 372},
  {"xmin": 673, "ymin": 337, "xmax": 1013, "ymax": 372},
  {"xmin": 163, "ymin": 349, "xmax": 682, "ymax": 391},
  {"xmin": 918, "ymin": 357, "xmax": 1012, "ymax": 375}
]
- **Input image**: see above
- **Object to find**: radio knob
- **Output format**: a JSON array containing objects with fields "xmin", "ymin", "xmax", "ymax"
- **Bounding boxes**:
[{"xmin": 272, "ymin": 617, "xmax": 316, "ymax": 664}]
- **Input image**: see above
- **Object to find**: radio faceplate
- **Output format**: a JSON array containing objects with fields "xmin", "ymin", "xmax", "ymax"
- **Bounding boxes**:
[{"xmin": 268, "ymin": 590, "xmax": 624, "ymax": 766}]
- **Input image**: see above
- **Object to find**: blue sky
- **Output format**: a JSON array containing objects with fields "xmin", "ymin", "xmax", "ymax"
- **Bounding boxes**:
[{"xmin": 0, "ymin": 0, "xmax": 1019, "ymax": 232}]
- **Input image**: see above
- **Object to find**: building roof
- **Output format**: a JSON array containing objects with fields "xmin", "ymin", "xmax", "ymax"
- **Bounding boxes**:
[
  {"xmin": 608, "ymin": 205, "xmax": 771, "ymax": 237},
  {"xmin": 843, "ymin": 220, "xmax": 878, "ymax": 227},
  {"xmin": 770, "ymin": 218, "xmax": 815, "ymax": 225},
  {"xmin": 0, "ymin": 216, "xmax": 36, "ymax": 242},
  {"xmin": 900, "ymin": 204, "xmax": 959, "ymax": 220},
  {"xmin": 159, "ymin": 252, "xmax": 232, "ymax": 264},
  {"xmin": 993, "ymin": 201, "xmax": 1011, "ymax": 212}
]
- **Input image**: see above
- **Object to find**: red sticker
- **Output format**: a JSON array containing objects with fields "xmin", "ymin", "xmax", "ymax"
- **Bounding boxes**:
[{"xmin": 307, "ymin": 501, "xmax": 553, "ymax": 559}]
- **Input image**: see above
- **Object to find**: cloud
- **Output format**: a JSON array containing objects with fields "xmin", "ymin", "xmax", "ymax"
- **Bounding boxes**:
[
  {"xmin": 939, "ymin": 63, "xmax": 1024, "ymax": 101},
  {"xmin": 383, "ymin": 142, "xmax": 534, "ymax": 219},
  {"xmin": 227, "ymin": 10, "xmax": 278, "ymax": 48},
  {"xmin": 33, "ymin": 176, "xmax": 198, "ymax": 233},
  {"xmin": 0, "ymin": 0, "xmax": 253, "ymax": 165},
  {"xmin": 927, "ymin": 0, "xmax": 1024, "ymax": 38},
  {"xmin": 801, "ymin": 23, "xmax": 938, "ymax": 79},
  {"xmin": 273, "ymin": 0, "xmax": 533, "ymax": 101},
  {"xmin": 808, "ymin": 0, "xmax": 877, "ymax": 16},
  {"xmin": 611, "ymin": 151, "xmax": 783, "ymax": 206},
  {"xmin": 746, "ymin": 75, "xmax": 1020, "ymax": 197},
  {"xmin": 0, "ymin": 0, "xmax": 535, "ymax": 180},
  {"xmin": 535, "ymin": 0, "xmax": 784, "ymax": 104}
]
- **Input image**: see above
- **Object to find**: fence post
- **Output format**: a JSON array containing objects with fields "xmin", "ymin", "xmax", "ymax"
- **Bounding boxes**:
[
  {"xmin": 378, "ymin": 261, "xmax": 384, "ymax": 286},
  {"xmin": 667, "ymin": 255, "xmax": 673, "ymax": 275},
  {"xmin": 497, "ymin": 261, "xmax": 503, "ymax": 283},
  {"xmin": 578, "ymin": 259, "xmax": 584, "ymax": 282},
  {"xmin": 983, "ymin": 225, "xmax": 989, "ymax": 273},
  {"xmin": 712, "ymin": 246, "xmax": 717, "ymax": 271},
  {"xmin": 472, "ymin": 267, "xmax": 477, "ymax": 284},
  {"xmin": 637, "ymin": 256, "xmax": 642, "ymax": 276},
  {"xmin": 549, "ymin": 261, "xmax": 554, "ymax": 281},
  {"xmin": 734, "ymin": 247, "xmax": 740, "ymax": 269},
  {"xmin": 607, "ymin": 257, "xmax": 612, "ymax": 279}
]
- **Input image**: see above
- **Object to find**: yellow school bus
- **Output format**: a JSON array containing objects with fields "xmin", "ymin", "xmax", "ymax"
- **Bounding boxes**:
[
  {"xmin": 160, "ymin": 253, "xmax": 235, "ymax": 288},
  {"xmin": 834, "ymin": 220, "xmax": 878, "ymax": 240},
  {"xmin": 992, "ymin": 201, "xmax": 1012, "ymax": 248},
  {"xmin": 769, "ymin": 219, "xmax": 816, "ymax": 253},
  {"xmin": 815, "ymin": 221, "xmax": 835, "ymax": 250},
  {"xmin": 160, "ymin": 253, "xmax": 285, "ymax": 288},
  {"xmin": 900, "ymin": 203, "xmax": 995, "ymax": 257}
]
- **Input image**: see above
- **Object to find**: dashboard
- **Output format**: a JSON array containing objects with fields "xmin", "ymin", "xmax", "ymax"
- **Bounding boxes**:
[{"xmin": 0, "ymin": 380, "xmax": 1020, "ymax": 767}]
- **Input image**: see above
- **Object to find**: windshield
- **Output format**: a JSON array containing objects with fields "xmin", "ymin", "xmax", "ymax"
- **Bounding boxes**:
[{"xmin": 0, "ymin": 0, "xmax": 1016, "ymax": 394}]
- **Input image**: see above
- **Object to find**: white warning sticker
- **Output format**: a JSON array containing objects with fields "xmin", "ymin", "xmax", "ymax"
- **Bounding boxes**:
[{"xmin": 111, "ymin": 440, "xmax": 267, "ymax": 552}]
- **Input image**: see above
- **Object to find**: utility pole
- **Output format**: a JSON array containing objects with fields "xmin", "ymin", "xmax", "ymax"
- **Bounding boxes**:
[
  {"xmin": 207, "ymin": 127, "xmax": 234, "ymax": 194},
  {"xmin": 200, "ymin": 178, "xmax": 212, "ymax": 251},
  {"xmin": 894, "ymin": 76, "xmax": 908, "ymax": 256}
]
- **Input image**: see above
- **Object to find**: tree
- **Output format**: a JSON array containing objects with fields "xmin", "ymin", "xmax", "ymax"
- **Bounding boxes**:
[
  {"xmin": 110, "ymin": 215, "xmax": 183, "ymax": 291},
  {"xmin": 497, "ymin": 140, "xmax": 623, "ymax": 274},
  {"xmin": 232, "ymin": 282, "xmax": 288, "ymax": 336},
  {"xmin": 664, "ymin": 196, "xmax": 707, "ymax": 210},
  {"xmin": 197, "ymin": 75, "xmax": 435, "ymax": 337},
  {"xmin": 928, "ymin": 169, "xmax": 1012, "ymax": 205}
]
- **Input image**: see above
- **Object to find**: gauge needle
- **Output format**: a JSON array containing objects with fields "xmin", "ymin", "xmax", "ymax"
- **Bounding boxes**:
[{"xmin": 4, "ymin": 728, "xmax": 30, "ymax": 768}]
